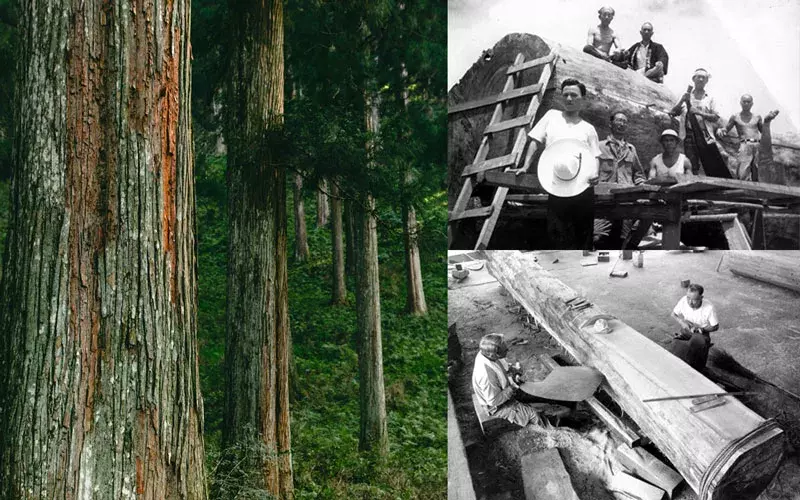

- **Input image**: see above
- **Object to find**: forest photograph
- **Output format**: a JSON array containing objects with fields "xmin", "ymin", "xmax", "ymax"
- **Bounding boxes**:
[{"xmin": 0, "ymin": 0, "xmax": 446, "ymax": 498}]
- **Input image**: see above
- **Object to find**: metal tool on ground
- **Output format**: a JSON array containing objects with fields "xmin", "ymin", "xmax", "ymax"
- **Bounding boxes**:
[
  {"xmin": 642, "ymin": 391, "xmax": 756, "ymax": 403},
  {"xmin": 452, "ymin": 264, "xmax": 470, "ymax": 281},
  {"xmin": 609, "ymin": 251, "xmax": 628, "ymax": 278},
  {"xmin": 598, "ymin": 251, "xmax": 610, "ymax": 262}
]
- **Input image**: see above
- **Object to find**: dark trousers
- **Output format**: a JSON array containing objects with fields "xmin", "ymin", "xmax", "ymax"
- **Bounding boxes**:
[
  {"xmin": 547, "ymin": 188, "xmax": 594, "ymax": 250},
  {"xmin": 668, "ymin": 332, "xmax": 711, "ymax": 371}
]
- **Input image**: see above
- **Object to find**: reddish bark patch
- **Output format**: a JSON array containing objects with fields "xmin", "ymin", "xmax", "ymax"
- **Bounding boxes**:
[
  {"xmin": 136, "ymin": 457, "xmax": 145, "ymax": 494},
  {"xmin": 160, "ymin": 19, "xmax": 180, "ymax": 304}
]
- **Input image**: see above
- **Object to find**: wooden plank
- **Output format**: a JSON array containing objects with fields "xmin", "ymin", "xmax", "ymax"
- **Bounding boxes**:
[
  {"xmin": 726, "ymin": 251, "xmax": 800, "ymax": 293},
  {"xmin": 461, "ymin": 153, "xmax": 518, "ymax": 177},
  {"xmin": 481, "ymin": 170, "xmax": 542, "ymax": 192},
  {"xmin": 521, "ymin": 449, "xmax": 580, "ymax": 500},
  {"xmin": 617, "ymin": 444, "xmax": 683, "ymax": 499},
  {"xmin": 688, "ymin": 214, "xmax": 737, "ymax": 223},
  {"xmin": 483, "ymin": 114, "xmax": 536, "ymax": 135},
  {"xmin": 668, "ymin": 178, "xmax": 800, "ymax": 200},
  {"xmin": 449, "ymin": 206, "xmax": 493, "ymax": 222},
  {"xmin": 448, "ymin": 82, "xmax": 543, "ymax": 115},
  {"xmin": 722, "ymin": 217, "xmax": 751, "ymax": 250},
  {"xmin": 448, "ymin": 391, "xmax": 478, "ymax": 500},
  {"xmin": 506, "ymin": 52, "xmax": 556, "ymax": 74},
  {"xmin": 609, "ymin": 471, "xmax": 666, "ymax": 500},
  {"xmin": 484, "ymin": 251, "xmax": 785, "ymax": 500},
  {"xmin": 540, "ymin": 354, "xmax": 642, "ymax": 447}
]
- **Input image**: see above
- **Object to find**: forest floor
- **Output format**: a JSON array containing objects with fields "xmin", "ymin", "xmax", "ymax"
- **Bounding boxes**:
[{"xmin": 448, "ymin": 250, "xmax": 800, "ymax": 500}]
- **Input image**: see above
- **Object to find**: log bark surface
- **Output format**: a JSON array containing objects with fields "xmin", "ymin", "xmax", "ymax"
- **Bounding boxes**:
[
  {"xmin": 0, "ymin": 0, "xmax": 207, "ymax": 496},
  {"xmin": 726, "ymin": 251, "xmax": 800, "ymax": 293},
  {"xmin": 486, "ymin": 251, "xmax": 785, "ymax": 500}
]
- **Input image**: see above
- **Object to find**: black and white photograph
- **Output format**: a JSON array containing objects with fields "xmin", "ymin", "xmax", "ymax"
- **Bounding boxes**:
[
  {"xmin": 447, "ymin": 0, "xmax": 800, "ymax": 251},
  {"xmin": 448, "ymin": 249, "xmax": 800, "ymax": 500}
]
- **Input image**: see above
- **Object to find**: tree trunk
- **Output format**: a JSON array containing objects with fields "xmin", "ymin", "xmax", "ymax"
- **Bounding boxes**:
[
  {"xmin": 293, "ymin": 172, "xmax": 309, "ymax": 262},
  {"xmin": 0, "ymin": 0, "xmax": 207, "ymax": 497},
  {"xmin": 403, "ymin": 203, "xmax": 428, "ymax": 315},
  {"xmin": 400, "ymin": 65, "xmax": 427, "ymax": 315},
  {"xmin": 223, "ymin": 0, "xmax": 293, "ymax": 497},
  {"xmin": 330, "ymin": 180, "xmax": 347, "ymax": 304},
  {"xmin": 357, "ymin": 90, "xmax": 388, "ymax": 456},
  {"xmin": 345, "ymin": 199, "xmax": 357, "ymax": 275},
  {"xmin": 316, "ymin": 178, "xmax": 329, "ymax": 227}
]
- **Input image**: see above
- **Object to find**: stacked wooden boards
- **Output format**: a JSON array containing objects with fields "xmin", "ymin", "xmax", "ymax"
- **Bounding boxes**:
[
  {"xmin": 485, "ymin": 251, "xmax": 785, "ymax": 500},
  {"xmin": 726, "ymin": 251, "xmax": 800, "ymax": 293}
]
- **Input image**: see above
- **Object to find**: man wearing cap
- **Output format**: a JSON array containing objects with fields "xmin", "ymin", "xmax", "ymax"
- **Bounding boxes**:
[
  {"xmin": 595, "ymin": 111, "xmax": 646, "ymax": 249},
  {"xmin": 649, "ymin": 129, "xmax": 693, "ymax": 181},
  {"xmin": 515, "ymin": 78, "xmax": 601, "ymax": 249},
  {"xmin": 717, "ymin": 94, "xmax": 779, "ymax": 180},
  {"xmin": 626, "ymin": 23, "xmax": 669, "ymax": 83},
  {"xmin": 670, "ymin": 68, "xmax": 720, "ymax": 175},
  {"xmin": 584, "ymin": 6, "xmax": 627, "ymax": 67},
  {"xmin": 472, "ymin": 334, "xmax": 570, "ymax": 427},
  {"xmin": 667, "ymin": 284, "xmax": 719, "ymax": 371}
]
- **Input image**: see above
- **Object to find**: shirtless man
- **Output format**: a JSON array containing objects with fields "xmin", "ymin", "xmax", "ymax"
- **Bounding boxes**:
[
  {"xmin": 583, "ymin": 6, "xmax": 626, "ymax": 66},
  {"xmin": 717, "ymin": 94, "xmax": 779, "ymax": 180}
]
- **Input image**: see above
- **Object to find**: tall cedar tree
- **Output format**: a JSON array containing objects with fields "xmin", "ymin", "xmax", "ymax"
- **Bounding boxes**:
[
  {"xmin": 0, "ymin": 0, "xmax": 208, "ymax": 497},
  {"xmin": 222, "ymin": 0, "xmax": 293, "ymax": 496}
]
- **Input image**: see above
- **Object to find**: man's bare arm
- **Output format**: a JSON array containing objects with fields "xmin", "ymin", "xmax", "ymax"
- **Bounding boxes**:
[{"xmin": 516, "ymin": 138, "xmax": 541, "ymax": 176}]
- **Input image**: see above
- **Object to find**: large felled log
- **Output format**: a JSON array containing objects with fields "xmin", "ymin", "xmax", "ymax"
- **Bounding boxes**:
[
  {"xmin": 486, "ymin": 251, "xmax": 785, "ymax": 500},
  {"xmin": 726, "ymin": 251, "xmax": 800, "ymax": 293},
  {"xmin": 448, "ymin": 391, "xmax": 478, "ymax": 500},
  {"xmin": 449, "ymin": 33, "xmax": 680, "ymax": 208}
]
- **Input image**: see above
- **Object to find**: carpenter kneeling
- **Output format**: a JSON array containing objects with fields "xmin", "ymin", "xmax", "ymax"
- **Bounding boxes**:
[
  {"xmin": 472, "ymin": 333, "xmax": 571, "ymax": 427},
  {"xmin": 668, "ymin": 284, "xmax": 719, "ymax": 371}
]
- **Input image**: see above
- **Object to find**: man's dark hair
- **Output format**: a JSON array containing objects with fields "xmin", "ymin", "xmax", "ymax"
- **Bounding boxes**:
[
  {"xmin": 561, "ymin": 78, "xmax": 587, "ymax": 97},
  {"xmin": 688, "ymin": 283, "xmax": 704, "ymax": 296},
  {"xmin": 610, "ymin": 111, "xmax": 627, "ymax": 122}
]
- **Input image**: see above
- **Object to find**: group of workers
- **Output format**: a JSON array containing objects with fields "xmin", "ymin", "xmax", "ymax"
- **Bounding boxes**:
[
  {"xmin": 472, "ymin": 284, "xmax": 720, "ymax": 429},
  {"xmin": 512, "ymin": 72, "xmax": 777, "ymax": 249}
]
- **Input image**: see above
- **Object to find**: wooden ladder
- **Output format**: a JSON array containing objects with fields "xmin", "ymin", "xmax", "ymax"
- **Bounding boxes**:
[{"xmin": 448, "ymin": 51, "xmax": 557, "ymax": 250}]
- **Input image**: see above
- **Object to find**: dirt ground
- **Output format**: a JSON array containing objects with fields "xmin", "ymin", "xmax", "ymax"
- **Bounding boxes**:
[{"xmin": 448, "ymin": 251, "xmax": 800, "ymax": 500}]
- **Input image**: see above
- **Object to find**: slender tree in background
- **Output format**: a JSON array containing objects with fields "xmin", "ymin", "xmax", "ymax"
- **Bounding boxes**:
[
  {"xmin": 0, "ymin": 0, "xmax": 208, "ymax": 496},
  {"xmin": 316, "ymin": 178, "xmax": 329, "ymax": 226},
  {"xmin": 223, "ymin": 0, "xmax": 293, "ymax": 496},
  {"xmin": 356, "ymin": 82, "xmax": 388, "ymax": 456},
  {"xmin": 330, "ymin": 179, "xmax": 347, "ymax": 304},
  {"xmin": 293, "ymin": 172, "xmax": 310, "ymax": 262},
  {"xmin": 399, "ymin": 65, "xmax": 427, "ymax": 315},
  {"xmin": 345, "ymin": 200, "xmax": 357, "ymax": 275}
]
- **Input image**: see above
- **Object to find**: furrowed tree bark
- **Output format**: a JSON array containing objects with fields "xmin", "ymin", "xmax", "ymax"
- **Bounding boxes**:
[
  {"xmin": 316, "ymin": 178, "xmax": 329, "ymax": 227},
  {"xmin": 292, "ymin": 172, "xmax": 309, "ymax": 262},
  {"xmin": 0, "ymin": 0, "xmax": 207, "ymax": 497},
  {"xmin": 400, "ymin": 65, "xmax": 427, "ymax": 315},
  {"xmin": 356, "ymin": 89, "xmax": 388, "ymax": 456},
  {"xmin": 330, "ymin": 180, "xmax": 347, "ymax": 304},
  {"xmin": 223, "ymin": 0, "xmax": 293, "ymax": 497}
]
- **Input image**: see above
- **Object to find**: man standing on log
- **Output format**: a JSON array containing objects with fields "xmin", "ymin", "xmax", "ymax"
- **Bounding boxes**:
[
  {"xmin": 583, "ymin": 6, "xmax": 627, "ymax": 67},
  {"xmin": 668, "ymin": 284, "xmax": 719, "ymax": 371},
  {"xmin": 516, "ymin": 78, "xmax": 601, "ymax": 249},
  {"xmin": 472, "ymin": 334, "xmax": 570, "ymax": 427},
  {"xmin": 670, "ymin": 68, "xmax": 721, "ymax": 175},
  {"xmin": 717, "ymin": 95, "xmax": 779, "ymax": 180},
  {"xmin": 595, "ymin": 111, "xmax": 646, "ymax": 249},
  {"xmin": 626, "ymin": 23, "xmax": 669, "ymax": 83}
]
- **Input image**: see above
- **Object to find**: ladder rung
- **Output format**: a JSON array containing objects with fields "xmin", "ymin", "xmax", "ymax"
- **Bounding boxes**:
[
  {"xmin": 448, "ymin": 83, "xmax": 543, "ymax": 115},
  {"xmin": 449, "ymin": 206, "xmax": 493, "ymax": 222},
  {"xmin": 506, "ymin": 53, "xmax": 556, "ymax": 75},
  {"xmin": 484, "ymin": 114, "xmax": 536, "ymax": 135},
  {"xmin": 461, "ymin": 154, "xmax": 518, "ymax": 178}
]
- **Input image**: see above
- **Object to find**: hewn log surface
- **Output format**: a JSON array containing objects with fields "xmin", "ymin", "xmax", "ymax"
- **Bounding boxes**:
[
  {"xmin": 448, "ymin": 391, "xmax": 478, "ymax": 500},
  {"xmin": 726, "ymin": 251, "xmax": 800, "ymax": 293},
  {"xmin": 485, "ymin": 251, "xmax": 785, "ymax": 500},
  {"xmin": 521, "ymin": 449, "xmax": 580, "ymax": 500}
]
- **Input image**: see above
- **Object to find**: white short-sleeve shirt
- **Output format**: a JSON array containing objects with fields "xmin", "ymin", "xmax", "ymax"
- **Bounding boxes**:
[
  {"xmin": 672, "ymin": 296, "xmax": 719, "ymax": 329},
  {"xmin": 528, "ymin": 109, "xmax": 602, "ymax": 158}
]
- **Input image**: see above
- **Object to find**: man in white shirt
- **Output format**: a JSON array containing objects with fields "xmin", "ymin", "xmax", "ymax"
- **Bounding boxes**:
[
  {"xmin": 668, "ymin": 284, "xmax": 720, "ymax": 371},
  {"xmin": 472, "ymin": 334, "xmax": 569, "ymax": 427}
]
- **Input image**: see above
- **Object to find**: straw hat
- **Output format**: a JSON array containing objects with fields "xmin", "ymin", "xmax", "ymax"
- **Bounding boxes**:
[{"xmin": 537, "ymin": 138, "xmax": 595, "ymax": 197}]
